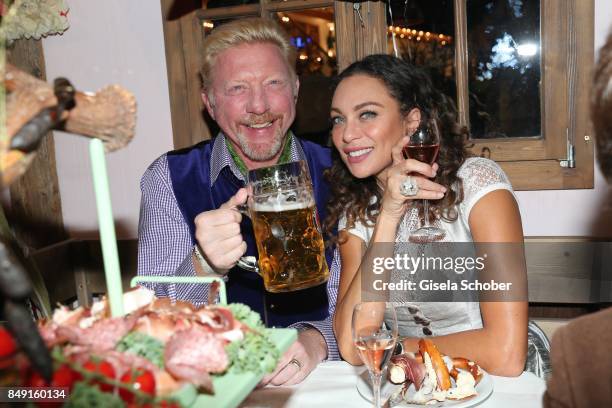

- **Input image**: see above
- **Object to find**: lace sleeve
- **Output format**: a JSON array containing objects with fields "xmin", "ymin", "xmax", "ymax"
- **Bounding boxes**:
[
  {"xmin": 338, "ymin": 212, "xmax": 369, "ymax": 243},
  {"xmin": 337, "ymin": 196, "xmax": 378, "ymax": 243},
  {"xmin": 457, "ymin": 157, "xmax": 515, "ymax": 222}
]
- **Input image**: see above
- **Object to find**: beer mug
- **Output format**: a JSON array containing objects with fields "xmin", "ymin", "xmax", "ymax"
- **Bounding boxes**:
[{"xmin": 237, "ymin": 161, "xmax": 329, "ymax": 292}]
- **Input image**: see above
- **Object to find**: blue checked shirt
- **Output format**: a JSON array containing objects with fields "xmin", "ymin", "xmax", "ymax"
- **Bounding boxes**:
[{"xmin": 137, "ymin": 134, "xmax": 340, "ymax": 360}]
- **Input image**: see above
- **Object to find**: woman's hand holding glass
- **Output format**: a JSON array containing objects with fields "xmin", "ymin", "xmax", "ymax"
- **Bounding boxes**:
[
  {"xmin": 379, "ymin": 135, "xmax": 446, "ymax": 221},
  {"xmin": 403, "ymin": 120, "xmax": 447, "ymax": 242}
]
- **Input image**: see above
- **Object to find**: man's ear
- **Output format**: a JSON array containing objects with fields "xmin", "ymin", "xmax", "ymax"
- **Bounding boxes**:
[
  {"xmin": 201, "ymin": 91, "xmax": 216, "ymax": 120},
  {"xmin": 403, "ymin": 108, "xmax": 421, "ymax": 135}
]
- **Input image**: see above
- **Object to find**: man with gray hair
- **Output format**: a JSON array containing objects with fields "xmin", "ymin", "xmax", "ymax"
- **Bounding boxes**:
[{"xmin": 137, "ymin": 18, "xmax": 339, "ymax": 385}]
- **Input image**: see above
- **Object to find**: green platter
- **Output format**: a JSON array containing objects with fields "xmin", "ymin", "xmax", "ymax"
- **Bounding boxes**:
[
  {"xmin": 174, "ymin": 328, "xmax": 297, "ymax": 408},
  {"xmin": 129, "ymin": 276, "xmax": 298, "ymax": 408}
]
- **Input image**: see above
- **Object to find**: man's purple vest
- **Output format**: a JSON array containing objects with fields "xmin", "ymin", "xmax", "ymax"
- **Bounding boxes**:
[{"xmin": 167, "ymin": 137, "xmax": 334, "ymax": 327}]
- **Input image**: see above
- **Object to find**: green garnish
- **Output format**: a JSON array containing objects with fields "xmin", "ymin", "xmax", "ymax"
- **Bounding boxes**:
[
  {"xmin": 225, "ymin": 331, "xmax": 279, "ymax": 375},
  {"xmin": 116, "ymin": 331, "xmax": 165, "ymax": 369},
  {"xmin": 227, "ymin": 303, "xmax": 265, "ymax": 331},
  {"xmin": 64, "ymin": 381, "xmax": 125, "ymax": 408}
]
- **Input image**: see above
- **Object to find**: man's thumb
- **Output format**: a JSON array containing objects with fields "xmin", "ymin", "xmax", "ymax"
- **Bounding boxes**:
[{"xmin": 220, "ymin": 188, "xmax": 248, "ymax": 209}]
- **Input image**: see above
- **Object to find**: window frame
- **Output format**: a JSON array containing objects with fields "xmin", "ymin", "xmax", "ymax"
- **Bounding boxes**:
[
  {"xmin": 454, "ymin": 0, "xmax": 594, "ymax": 190},
  {"xmin": 160, "ymin": 0, "xmax": 594, "ymax": 190}
]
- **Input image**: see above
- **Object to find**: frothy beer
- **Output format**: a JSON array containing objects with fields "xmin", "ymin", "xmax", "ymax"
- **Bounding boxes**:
[{"xmin": 251, "ymin": 193, "xmax": 329, "ymax": 292}]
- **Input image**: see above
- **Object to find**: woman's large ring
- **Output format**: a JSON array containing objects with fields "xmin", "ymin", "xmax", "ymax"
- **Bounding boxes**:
[
  {"xmin": 289, "ymin": 358, "xmax": 302, "ymax": 371},
  {"xmin": 400, "ymin": 176, "xmax": 419, "ymax": 197}
]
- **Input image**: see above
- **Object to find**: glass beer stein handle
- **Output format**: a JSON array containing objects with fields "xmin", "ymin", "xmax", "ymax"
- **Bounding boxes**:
[
  {"xmin": 237, "ymin": 256, "xmax": 259, "ymax": 273},
  {"xmin": 235, "ymin": 203, "xmax": 249, "ymax": 216},
  {"xmin": 234, "ymin": 203, "xmax": 260, "ymax": 274}
]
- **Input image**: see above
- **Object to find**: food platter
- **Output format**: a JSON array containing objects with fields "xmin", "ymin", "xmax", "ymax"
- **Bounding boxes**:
[
  {"xmin": 356, "ymin": 338, "xmax": 493, "ymax": 408},
  {"xmin": 131, "ymin": 276, "xmax": 298, "ymax": 408},
  {"xmin": 23, "ymin": 276, "xmax": 298, "ymax": 408},
  {"xmin": 356, "ymin": 369, "xmax": 493, "ymax": 407}
]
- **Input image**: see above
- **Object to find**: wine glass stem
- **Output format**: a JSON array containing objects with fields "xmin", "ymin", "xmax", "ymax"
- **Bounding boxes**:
[
  {"xmin": 422, "ymin": 199, "xmax": 430, "ymax": 227},
  {"xmin": 370, "ymin": 372, "xmax": 383, "ymax": 408}
]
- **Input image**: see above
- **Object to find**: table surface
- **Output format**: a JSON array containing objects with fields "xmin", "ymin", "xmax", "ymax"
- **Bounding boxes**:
[{"xmin": 241, "ymin": 361, "xmax": 546, "ymax": 408}]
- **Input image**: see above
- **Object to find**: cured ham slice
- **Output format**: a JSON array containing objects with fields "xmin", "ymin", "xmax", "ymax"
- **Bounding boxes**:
[
  {"xmin": 389, "ymin": 353, "xmax": 427, "ymax": 388},
  {"xmin": 164, "ymin": 326, "xmax": 229, "ymax": 392},
  {"xmin": 55, "ymin": 313, "xmax": 141, "ymax": 351}
]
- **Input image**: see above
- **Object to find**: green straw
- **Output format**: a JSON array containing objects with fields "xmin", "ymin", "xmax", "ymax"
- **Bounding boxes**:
[{"xmin": 89, "ymin": 139, "xmax": 124, "ymax": 317}]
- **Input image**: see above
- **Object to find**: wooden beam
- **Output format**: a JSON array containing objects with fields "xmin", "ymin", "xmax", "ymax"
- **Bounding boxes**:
[
  {"xmin": 453, "ymin": 0, "xmax": 469, "ymax": 129},
  {"xmin": 334, "ymin": 1, "xmax": 355, "ymax": 71},
  {"xmin": 196, "ymin": 4, "xmax": 259, "ymax": 20},
  {"xmin": 161, "ymin": 0, "xmax": 211, "ymax": 148},
  {"xmin": 180, "ymin": 8, "xmax": 210, "ymax": 145},
  {"xmin": 268, "ymin": 0, "xmax": 334, "ymax": 13},
  {"xmin": 335, "ymin": 1, "xmax": 386, "ymax": 72},
  {"xmin": 6, "ymin": 39, "xmax": 67, "ymax": 250}
]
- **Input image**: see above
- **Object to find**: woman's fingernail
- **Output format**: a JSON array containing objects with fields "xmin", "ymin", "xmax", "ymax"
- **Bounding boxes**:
[{"xmin": 438, "ymin": 192, "xmax": 444, "ymax": 198}]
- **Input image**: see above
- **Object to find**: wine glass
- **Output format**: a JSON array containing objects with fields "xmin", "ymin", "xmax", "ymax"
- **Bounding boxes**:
[
  {"xmin": 402, "ymin": 119, "xmax": 446, "ymax": 243},
  {"xmin": 352, "ymin": 302, "xmax": 398, "ymax": 408}
]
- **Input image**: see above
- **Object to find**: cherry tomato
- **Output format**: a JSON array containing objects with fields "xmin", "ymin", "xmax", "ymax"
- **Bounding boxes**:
[
  {"xmin": 157, "ymin": 401, "xmax": 180, "ymax": 408},
  {"xmin": 119, "ymin": 368, "xmax": 156, "ymax": 404},
  {"xmin": 27, "ymin": 364, "xmax": 77, "ymax": 408},
  {"xmin": 81, "ymin": 358, "xmax": 116, "ymax": 392},
  {"xmin": 0, "ymin": 326, "xmax": 17, "ymax": 358},
  {"xmin": 0, "ymin": 355, "xmax": 15, "ymax": 370},
  {"xmin": 28, "ymin": 364, "xmax": 77, "ymax": 390}
]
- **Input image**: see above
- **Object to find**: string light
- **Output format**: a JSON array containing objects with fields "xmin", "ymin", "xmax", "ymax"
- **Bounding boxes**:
[
  {"xmin": 281, "ymin": 16, "xmax": 290, "ymax": 23},
  {"xmin": 202, "ymin": 21, "xmax": 214, "ymax": 29},
  {"xmin": 386, "ymin": 25, "xmax": 451, "ymax": 46}
]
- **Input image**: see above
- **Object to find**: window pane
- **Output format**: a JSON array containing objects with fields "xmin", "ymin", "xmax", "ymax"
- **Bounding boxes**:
[
  {"xmin": 467, "ymin": 0, "xmax": 541, "ymax": 139},
  {"xmin": 275, "ymin": 9, "xmax": 337, "ymax": 78},
  {"xmin": 387, "ymin": 0, "xmax": 456, "ymax": 102},
  {"xmin": 203, "ymin": 0, "xmax": 258, "ymax": 9},
  {"xmin": 275, "ymin": 8, "xmax": 337, "ymax": 145}
]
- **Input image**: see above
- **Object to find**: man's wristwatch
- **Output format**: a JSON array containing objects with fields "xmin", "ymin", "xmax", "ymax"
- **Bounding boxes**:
[{"xmin": 193, "ymin": 245, "xmax": 228, "ymax": 278}]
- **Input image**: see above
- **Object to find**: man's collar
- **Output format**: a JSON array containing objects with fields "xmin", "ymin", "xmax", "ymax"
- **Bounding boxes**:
[{"xmin": 209, "ymin": 132, "xmax": 304, "ymax": 185}]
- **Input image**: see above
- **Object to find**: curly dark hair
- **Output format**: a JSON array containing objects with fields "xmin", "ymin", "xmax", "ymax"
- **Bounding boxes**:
[
  {"xmin": 323, "ymin": 54, "xmax": 471, "ymax": 242},
  {"xmin": 592, "ymin": 30, "xmax": 612, "ymax": 182}
]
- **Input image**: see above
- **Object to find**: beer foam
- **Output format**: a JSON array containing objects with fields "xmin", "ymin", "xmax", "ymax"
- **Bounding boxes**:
[{"xmin": 252, "ymin": 199, "xmax": 314, "ymax": 212}]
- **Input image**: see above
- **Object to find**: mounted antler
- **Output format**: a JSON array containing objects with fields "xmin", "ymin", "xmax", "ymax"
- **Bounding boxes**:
[
  {"xmin": 0, "ymin": 64, "xmax": 138, "ymax": 382},
  {"xmin": 1, "ymin": 63, "xmax": 137, "ymax": 186}
]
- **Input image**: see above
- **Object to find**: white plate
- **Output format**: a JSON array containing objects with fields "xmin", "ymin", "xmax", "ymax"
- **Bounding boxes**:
[{"xmin": 356, "ymin": 369, "xmax": 493, "ymax": 407}]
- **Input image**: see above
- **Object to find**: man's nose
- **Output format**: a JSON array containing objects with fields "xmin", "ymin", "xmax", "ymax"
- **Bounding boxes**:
[{"xmin": 246, "ymin": 86, "xmax": 270, "ymax": 114}]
